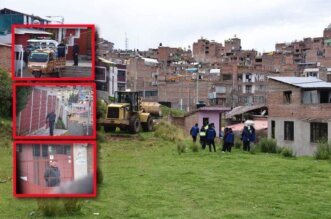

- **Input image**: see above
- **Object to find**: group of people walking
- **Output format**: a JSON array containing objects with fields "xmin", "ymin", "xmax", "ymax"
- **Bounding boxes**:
[
  {"xmin": 190, "ymin": 122, "xmax": 216, "ymax": 152},
  {"xmin": 190, "ymin": 121, "xmax": 256, "ymax": 153}
]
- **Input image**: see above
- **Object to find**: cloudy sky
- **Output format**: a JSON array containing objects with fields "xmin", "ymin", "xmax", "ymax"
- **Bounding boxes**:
[{"xmin": 2, "ymin": 0, "xmax": 331, "ymax": 52}]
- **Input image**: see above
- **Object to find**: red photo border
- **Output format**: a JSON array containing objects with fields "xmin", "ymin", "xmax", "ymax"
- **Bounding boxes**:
[
  {"xmin": 11, "ymin": 24, "xmax": 95, "ymax": 81},
  {"xmin": 13, "ymin": 140, "xmax": 97, "ymax": 197},
  {"xmin": 13, "ymin": 82, "xmax": 97, "ymax": 140}
]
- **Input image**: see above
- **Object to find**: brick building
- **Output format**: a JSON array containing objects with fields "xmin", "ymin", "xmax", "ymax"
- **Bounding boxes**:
[
  {"xmin": 126, "ymin": 56, "xmax": 159, "ymax": 101},
  {"xmin": 0, "ymin": 43, "xmax": 11, "ymax": 72},
  {"xmin": 267, "ymin": 77, "xmax": 331, "ymax": 155}
]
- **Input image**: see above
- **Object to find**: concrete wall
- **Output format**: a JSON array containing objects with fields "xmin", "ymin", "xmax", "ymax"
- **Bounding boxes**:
[{"xmin": 268, "ymin": 117, "xmax": 331, "ymax": 156}]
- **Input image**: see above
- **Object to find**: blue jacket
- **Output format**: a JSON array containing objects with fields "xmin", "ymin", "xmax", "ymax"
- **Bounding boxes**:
[
  {"xmin": 190, "ymin": 126, "xmax": 199, "ymax": 137},
  {"xmin": 225, "ymin": 132, "xmax": 234, "ymax": 144},
  {"xmin": 241, "ymin": 128, "xmax": 250, "ymax": 142},
  {"xmin": 206, "ymin": 128, "xmax": 216, "ymax": 141}
]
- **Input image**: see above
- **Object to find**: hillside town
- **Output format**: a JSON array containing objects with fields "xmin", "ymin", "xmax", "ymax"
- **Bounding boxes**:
[
  {"xmin": 96, "ymin": 24, "xmax": 331, "ymax": 156},
  {"xmin": 1, "ymin": 2, "xmax": 331, "ymax": 218}
]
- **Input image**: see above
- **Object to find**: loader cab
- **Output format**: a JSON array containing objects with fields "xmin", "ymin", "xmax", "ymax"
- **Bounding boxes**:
[{"xmin": 116, "ymin": 91, "xmax": 140, "ymax": 112}]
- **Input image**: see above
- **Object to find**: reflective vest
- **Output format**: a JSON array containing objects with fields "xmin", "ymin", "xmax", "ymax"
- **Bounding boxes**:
[{"xmin": 199, "ymin": 125, "xmax": 209, "ymax": 137}]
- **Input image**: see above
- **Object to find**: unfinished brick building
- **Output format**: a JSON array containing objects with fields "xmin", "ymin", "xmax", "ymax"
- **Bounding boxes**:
[{"xmin": 267, "ymin": 77, "xmax": 331, "ymax": 155}]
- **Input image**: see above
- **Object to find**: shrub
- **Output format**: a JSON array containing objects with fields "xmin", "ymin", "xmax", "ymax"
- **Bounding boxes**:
[
  {"xmin": 97, "ymin": 165, "xmax": 104, "ymax": 185},
  {"xmin": 37, "ymin": 198, "xmax": 63, "ymax": 217},
  {"xmin": 37, "ymin": 198, "xmax": 82, "ymax": 216},
  {"xmin": 96, "ymin": 99, "xmax": 107, "ymax": 119},
  {"xmin": 62, "ymin": 199, "xmax": 82, "ymax": 215},
  {"xmin": 190, "ymin": 142, "xmax": 199, "ymax": 152},
  {"xmin": 56, "ymin": 117, "xmax": 65, "ymax": 129},
  {"xmin": 281, "ymin": 147, "xmax": 295, "ymax": 158},
  {"xmin": 16, "ymin": 86, "xmax": 32, "ymax": 115},
  {"xmin": 154, "ymin": 120, "xmax": 185, "ymax": 142},
  {"xmin": 314, "ymin": 141, "xmax": 331, "ymax": 160},
  {"xmin": 0, "ymin": 67, "xmax": 12, "ymax": 118},
  {"xmin": 160, "ymin": 106, "xmax": 185, "ymax": 117},
  {"xmin": 177, "ymin": 141, "xmax": 186, "ymax": 155},
  {"xmin": 97, "ymin": 132, "xmax": 106, "ymax": 143},
  {"xmin": 257, "ymin": 138, "xmax": 278, "ymax": 153}
]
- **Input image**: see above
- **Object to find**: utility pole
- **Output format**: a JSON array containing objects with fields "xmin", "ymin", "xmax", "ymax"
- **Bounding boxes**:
[{"xmin": 125, "ymin": 32, "xmax": 128, "ymax": 51}]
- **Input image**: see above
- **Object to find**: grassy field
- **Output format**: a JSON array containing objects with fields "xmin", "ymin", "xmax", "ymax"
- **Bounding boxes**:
[{"xmin": 1, "ymin": 119, "xmax": 331, "ymax": 218}]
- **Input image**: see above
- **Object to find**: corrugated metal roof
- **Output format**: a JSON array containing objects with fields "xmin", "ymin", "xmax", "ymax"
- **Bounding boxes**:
[
  {"xmin": 15, "ymin": 28, "xmax": 52, "ymax": 35},
  {"xmin": 225, "ymin": 104, "xmax": 266, "ymax": 118},
  {"xmin": 268, "ymin": 76, "xmax": 331, "ymax": 88},
  {"xmin": 210, "ymin": 69, "xmax": 221, "ymax": 74},
  {"xmin": 142, "ymin": 57, "xmax": 158, "ymax": 64},
  {"xmin": 97, "ymin": 56, "xmax": 116, "ymax": 65}
]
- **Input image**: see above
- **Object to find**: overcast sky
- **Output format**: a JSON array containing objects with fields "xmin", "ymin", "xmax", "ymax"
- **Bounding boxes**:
[{"xmin": 2, "ymin": 0, "xmax": 331, "ymax": 52}]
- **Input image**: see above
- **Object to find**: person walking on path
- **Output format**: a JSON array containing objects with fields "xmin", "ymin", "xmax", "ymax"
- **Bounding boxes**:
[
  {"xmin": 190, "ymin": 123, "xmax": 199, "ymax": 143},
  {"xmin": 44, "ymin": 160, "xmax": 61, "ymax": 187},
  {"xmin": 46, "ymin": 111, "xmax": 56, "ymax": 136},
  {"xmin": 73, "ymin": 44, "xmax": 80, "ymax": 66},
  {"xmin": 222, "ymin": 127, "xmax": 229, "ymax": 152},
  {"xmin": 224, "ymin": 128, "xmax": 234, "ymax": 152},
  {"xmin": 199, "ymin": 125, "xmax": 207, "ymax": 149},
  {"xmin": 206, "ymin": 124, "xmax": 216, "ymax": 152},
  {"xmin": 241, "ymin": 126, "xmax": 251, "ymax": 151}
]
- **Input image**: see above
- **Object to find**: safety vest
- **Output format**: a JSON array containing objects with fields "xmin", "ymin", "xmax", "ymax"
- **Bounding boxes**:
[{"xmin": 199, "ymin": 125, "xmax": 209, "ymax": 137}]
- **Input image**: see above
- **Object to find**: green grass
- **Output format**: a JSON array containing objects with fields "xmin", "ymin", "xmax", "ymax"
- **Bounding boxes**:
[{"xmin": 1, "ymin": 122, "xmax": 331, "ymax": 218}]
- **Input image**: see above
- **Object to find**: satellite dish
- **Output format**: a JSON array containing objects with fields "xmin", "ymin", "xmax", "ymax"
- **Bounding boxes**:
[{"xmin": 33, "ymin": 20, "xmax": 40, "ymax": 24}]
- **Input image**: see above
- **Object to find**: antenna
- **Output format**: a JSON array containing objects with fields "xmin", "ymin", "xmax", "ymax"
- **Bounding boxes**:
[{"xmin": 125, "ymin": 32, "xmax": 128, "ymax": 51}]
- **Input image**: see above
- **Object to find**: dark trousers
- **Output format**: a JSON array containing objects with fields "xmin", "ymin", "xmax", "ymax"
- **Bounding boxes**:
[
  {"xmin": 222, "ymin": 142, "xmax": 233, "ymax": 152},
  {"xmin": 200, "ymin": 137, "xmax": 206, "ymax": 149},
  {"xmin": 73, "ymin": 54, "xmax": 79, "ymax": 66},
  {"xmin": 243, "ymin": 141, "xmax": 250, "ymax": 151},
  {"xmin": 208, "ymin": 139, "xmax": 216, "ymax": 152},
  {"xmin": 192, "ymin": 136, "xmax": 197, "ymax": 142},
  {"xmin": 49, "ymin": 121, "xmax": 55, "ymax": 136}
]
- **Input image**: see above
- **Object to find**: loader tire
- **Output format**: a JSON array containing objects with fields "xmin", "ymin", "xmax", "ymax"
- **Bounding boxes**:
[
  {"xmin": 129, "ymin": 115, "xmax": 140, "ymax": 134},
  {"xmin": 142, "ymin": 116, "xmax": 153, "ymax": 132}
]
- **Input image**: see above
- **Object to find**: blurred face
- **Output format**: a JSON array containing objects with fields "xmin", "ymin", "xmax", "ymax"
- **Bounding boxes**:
[{"xmin": 50, "ymin": 160, "xmax": 57, "ymax": 167}]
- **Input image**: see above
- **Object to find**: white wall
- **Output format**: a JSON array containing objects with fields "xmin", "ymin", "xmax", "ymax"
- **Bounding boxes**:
[
  {"xmin": 268, "ymin": 117, "xmax": 331, "ymax": 156},
  {"xmin": 73, "ymin": 144, "xmax": 88, "ymax": 180}
]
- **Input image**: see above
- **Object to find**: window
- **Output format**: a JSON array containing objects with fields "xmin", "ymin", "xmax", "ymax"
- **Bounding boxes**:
[
  {"xmin": 42, "ymin": 144, "xmax": 48, "ymax": 157},
  {"xmin": 245, "ymin": 74, "xmax": 252, "ymax": 82},
  {"xmin": 284, "ymin": 121, "xmax": 294, "ymax": 141},
  {"xmin": 223, "ymin": 74, "xmax": 232, "ymax": 81},
  {"xmin": 246, "ymin": 85, "xmax": 253, "ymax": 94},
  {"xmin": 271, "ymin": 120, "xmax": 275, "ymax": 139},
  {"xmin": 310, "ymin": 123, "xmax": 328, "ymax": 143},
  {"xmin": 215, "ymin": 86, "xmax": 226, "ymax": 93},
  {"xmin": 283, "ymin": 91, "xmax": 292, "ymax": 104},
  {"xmin": 64, "ymin": 145, "xmax": 71, "ymax": 155},
  {"xmin": 33, "ymin": 144, "xmax": 40, "ymax": 157},
  {"xmin": 16, "ymin": 144, "xmax": 22, "ymax": 153},
  {"xmin": 320, "ymin": 90, "xmax": 330, "ymax": 103}
]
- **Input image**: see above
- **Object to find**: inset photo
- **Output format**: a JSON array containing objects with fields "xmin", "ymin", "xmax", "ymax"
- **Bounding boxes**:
[
  {"xmin": 12, "ymin": 24, "xmax": 95, "ymax": 80},
  {"xmin": 13, "ymin": 83, "xmax": 96, "ymax": 139},
  {"xmin": 14, "ymin": 141, "xmax": 96, "ymax": 197}
]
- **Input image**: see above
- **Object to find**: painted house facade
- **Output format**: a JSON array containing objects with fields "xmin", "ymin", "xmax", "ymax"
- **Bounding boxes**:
[{"xmin": 16, "ymin": 143, "xmax": 93, "ymax": 194}]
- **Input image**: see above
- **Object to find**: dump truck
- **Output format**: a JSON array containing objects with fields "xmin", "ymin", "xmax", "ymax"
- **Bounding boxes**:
[
  {"xmin": 27, "ymin": 48, "xmax": 66, "ymax": 78},
  {"xmin": 97, "ymin": 91, "xmax": 162, "ymax": 134}
]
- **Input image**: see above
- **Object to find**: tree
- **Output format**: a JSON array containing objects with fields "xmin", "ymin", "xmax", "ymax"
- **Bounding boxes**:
[
  {"xmin": 16, "ymin": 86, "xmax": 32, "ymax": 116},
  {"xmin": 0, "ymin": 67, "xmax": 12, "ymax": 118}
]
